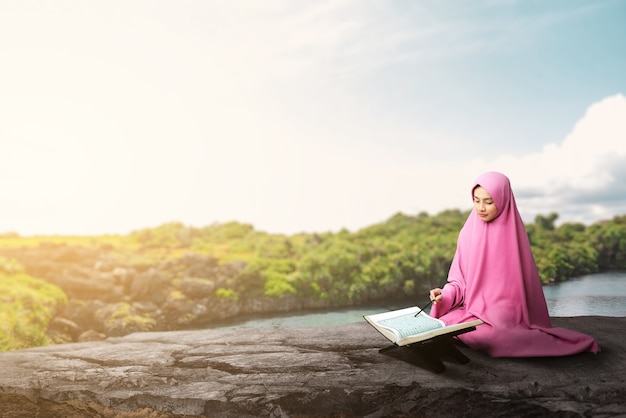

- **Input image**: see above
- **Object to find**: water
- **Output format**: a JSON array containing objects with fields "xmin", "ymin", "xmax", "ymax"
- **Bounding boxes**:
[
  {"xmin": 209, "ymin": 271, "xmax": 626, "ymax": 330},
  {"xmin": 207, "ymin": 306, "xmax": 389, "ymax": 330},
  {"xmin": 542, "ymin": 271, "xmax": 626, "ymax": 317}
]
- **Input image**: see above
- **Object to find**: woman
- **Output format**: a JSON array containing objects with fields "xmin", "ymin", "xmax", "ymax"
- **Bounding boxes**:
[{"xmin": 429, "ymin": 171, "xmax": 600, "ymax": 357}]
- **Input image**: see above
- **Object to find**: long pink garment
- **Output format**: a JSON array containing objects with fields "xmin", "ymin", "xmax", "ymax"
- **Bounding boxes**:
[{"xmin": 430, "ymin": 171, "xmax": 600, "ymax": 357}]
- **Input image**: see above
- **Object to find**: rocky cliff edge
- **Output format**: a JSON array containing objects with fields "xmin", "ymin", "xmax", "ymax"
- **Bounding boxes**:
[{"xmin": 0, "ymin": 316, "xmax": 624, "ymax": 418}]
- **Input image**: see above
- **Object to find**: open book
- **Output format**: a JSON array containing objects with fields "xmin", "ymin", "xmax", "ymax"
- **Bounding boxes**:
[{"xmin": 364, "ymin": 306, "xmax": 483, "ymax": 346}]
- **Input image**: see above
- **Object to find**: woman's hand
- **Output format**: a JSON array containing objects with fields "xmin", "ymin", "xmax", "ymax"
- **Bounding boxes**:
[{"xmin": 429, "ymin": 288, "xmax": 443, "ymax": 304}]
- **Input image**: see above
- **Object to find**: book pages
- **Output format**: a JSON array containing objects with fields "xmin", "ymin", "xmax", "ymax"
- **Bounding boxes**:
[{"xmin": 378, "ymin": 312, "xmax": 443, "ymax": 339}]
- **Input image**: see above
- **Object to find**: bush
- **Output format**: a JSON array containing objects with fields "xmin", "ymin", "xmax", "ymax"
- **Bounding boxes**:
[{"xmin": 0, "ymin": 260, "xmax": 68, "ymax": 351}]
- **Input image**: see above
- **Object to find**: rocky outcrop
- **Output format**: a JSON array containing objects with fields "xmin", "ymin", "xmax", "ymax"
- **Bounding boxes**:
[{"xmin": 0, "ymin": 317, "xmax": 624, "ymax": 417}]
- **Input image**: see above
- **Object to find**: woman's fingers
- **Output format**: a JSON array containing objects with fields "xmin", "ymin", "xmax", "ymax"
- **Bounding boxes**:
[{"xmin": 429, "ymin": 288, "xmax": 442, "ymax": 303}]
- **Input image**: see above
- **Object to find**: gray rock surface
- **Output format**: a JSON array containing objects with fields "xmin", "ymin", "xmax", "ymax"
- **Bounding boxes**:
[{"xmin": 0, "ymin": 317, "xmax": 624, "ymax": 417}]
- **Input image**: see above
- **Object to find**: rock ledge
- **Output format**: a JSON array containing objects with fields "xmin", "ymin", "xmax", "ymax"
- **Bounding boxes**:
[{"xmin": 0, "ymin": 317, "xmax": 624, "ymax": 417}]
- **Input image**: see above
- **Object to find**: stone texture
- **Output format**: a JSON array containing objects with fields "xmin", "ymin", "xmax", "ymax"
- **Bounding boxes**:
[{"xmin": 0, "ymin": 317, "xmax": 624, "ymax": 417}]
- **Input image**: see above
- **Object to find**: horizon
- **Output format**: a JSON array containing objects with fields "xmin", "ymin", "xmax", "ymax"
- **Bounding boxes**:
[{"xmin": 3, "ymin": 206, "xmax": 624, "ymax": 238}]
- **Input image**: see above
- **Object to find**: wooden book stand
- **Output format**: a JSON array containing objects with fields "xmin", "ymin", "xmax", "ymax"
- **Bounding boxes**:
[{"xmin": 378, "ymin": 327, "xmax": 476, "ymax": 373}]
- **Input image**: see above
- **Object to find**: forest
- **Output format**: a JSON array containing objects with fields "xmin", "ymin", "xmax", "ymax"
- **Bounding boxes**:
[{"xmin": 1, "ymin": 209, "xmax": 625, "ymax": 352}]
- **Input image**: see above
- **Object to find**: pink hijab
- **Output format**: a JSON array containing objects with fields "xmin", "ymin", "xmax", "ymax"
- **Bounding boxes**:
[{"xmin": 431, "ymin": 171, "xmax": 600, "ymax": 357}]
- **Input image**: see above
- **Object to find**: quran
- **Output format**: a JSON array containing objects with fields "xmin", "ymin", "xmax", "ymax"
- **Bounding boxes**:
[{"xmin": 364, "ymin": 306, "xmax": 483, "ymax": 346}]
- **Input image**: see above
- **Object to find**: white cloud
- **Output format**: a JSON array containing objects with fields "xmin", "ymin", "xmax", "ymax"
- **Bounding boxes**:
[{"xmin": 476, "ymin": 94, "xmax": 626, "ymax": 224}]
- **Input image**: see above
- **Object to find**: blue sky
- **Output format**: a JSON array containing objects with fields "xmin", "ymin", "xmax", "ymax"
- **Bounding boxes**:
[{"xmin": 1, "ymin": 0, "xmax": 625, "ymax": 236}]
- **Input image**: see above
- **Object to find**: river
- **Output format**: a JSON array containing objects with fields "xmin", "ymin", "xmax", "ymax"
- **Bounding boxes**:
[
  {"xmin": 209, "ymin": 271, "xmax": 626, "ymax": 330},
  {"xmin": 542, "ymin": 270, "xmax": 626, "ymax": 317}
]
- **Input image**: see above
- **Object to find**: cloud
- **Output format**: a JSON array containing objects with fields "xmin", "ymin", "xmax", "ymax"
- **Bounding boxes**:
[
  {"xmin": 387, "ymin": 94, "xmax": 626, "ymax": 230},
  {"xmin": 484, "ymin": 94, "xmax": 626, "ymax": 224}
]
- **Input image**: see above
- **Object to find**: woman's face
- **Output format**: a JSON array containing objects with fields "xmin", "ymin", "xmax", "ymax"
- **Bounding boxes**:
[{"xmin": 473, "ymin": 186, "xmax": 498, "ymax": 222}]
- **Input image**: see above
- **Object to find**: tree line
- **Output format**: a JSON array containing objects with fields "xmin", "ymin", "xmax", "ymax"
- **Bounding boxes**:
[
  {"xmin": 129, "ymin": 209, "xmax": 626, "ymax": 306},
  {"xmin": 1, "ymin": 210, "xmax": 625, "ymax": 351}
]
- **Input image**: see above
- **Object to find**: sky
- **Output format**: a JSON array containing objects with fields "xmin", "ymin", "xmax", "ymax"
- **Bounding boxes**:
[{"xmin": 1, "ymin": 0, "xmax": 625, "ymax": 236}]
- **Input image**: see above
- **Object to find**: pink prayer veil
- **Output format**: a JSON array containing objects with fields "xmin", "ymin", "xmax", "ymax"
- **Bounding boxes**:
[
  {"xmin": 463, "ymin": 171, "xmax": 552, "ymax": 328},
  {"xmin": 431, "ymin": 171, "xmax": 600, "ymax": 357}
]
